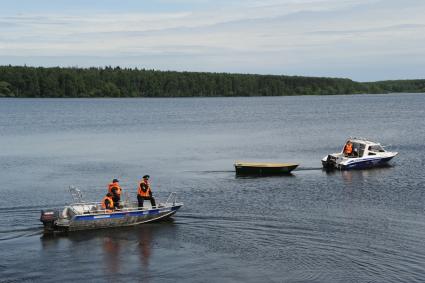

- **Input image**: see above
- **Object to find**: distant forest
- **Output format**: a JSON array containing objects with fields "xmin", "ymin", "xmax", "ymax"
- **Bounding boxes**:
[{"xmin": 0, "ymin": 65, "xmax": 424, "ymax": 97}]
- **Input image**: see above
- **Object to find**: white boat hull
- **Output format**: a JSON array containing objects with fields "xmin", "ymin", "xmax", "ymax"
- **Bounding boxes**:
[{"xmin": 322, "ymin": 152, "xmax": 397, "ymax": 170}]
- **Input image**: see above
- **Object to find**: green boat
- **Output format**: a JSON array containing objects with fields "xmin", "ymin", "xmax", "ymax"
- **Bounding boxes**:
[{"xmin": 234, "ymin": 161, "xmax": 299, "ymax": 176}]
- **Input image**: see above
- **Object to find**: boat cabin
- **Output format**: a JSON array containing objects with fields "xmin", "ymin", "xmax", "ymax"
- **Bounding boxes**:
[{"xmin": 341, "ymin": 138, "xmax": 386, "ymax": 158}]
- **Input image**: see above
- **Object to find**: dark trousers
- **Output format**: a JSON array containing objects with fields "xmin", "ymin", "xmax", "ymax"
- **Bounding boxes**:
[
  {"xmin": 137, "ymin": 195, "xmax": 156, "ymax": 208},
  {"xmin": 112, "ymin": 195, "xmax": 120, "ymax": 209}
]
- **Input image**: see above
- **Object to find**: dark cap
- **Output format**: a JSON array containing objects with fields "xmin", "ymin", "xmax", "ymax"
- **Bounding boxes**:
[
  {"xmin": 143, "ymin": 175, "xmax": 150, "ymax": 179},
  {"xmin": 112, "ymin": 178, "xmax": 119, "ymax": 183}
]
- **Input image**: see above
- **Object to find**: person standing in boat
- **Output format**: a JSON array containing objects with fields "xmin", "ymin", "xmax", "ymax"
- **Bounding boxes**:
[
  {"xmin": 108, "ymin": 178, "xmax": 122, "ymax": 209},
  {"xmin": 102, "ymin": 193, "xmax": 114, "ymax": 212},
  {"xmin": 137, "ymin": 175, "xmax": 156, "ymax": 208}
]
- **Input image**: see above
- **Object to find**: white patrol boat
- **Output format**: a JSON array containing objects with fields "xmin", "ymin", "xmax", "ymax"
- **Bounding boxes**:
[
  {"xmin": 322, "ymin": 138, "xmax": 398, "ymax": 170},
  {"xmin": 40, "ymin": 187, "xmax": 182, "ymax": 234}
]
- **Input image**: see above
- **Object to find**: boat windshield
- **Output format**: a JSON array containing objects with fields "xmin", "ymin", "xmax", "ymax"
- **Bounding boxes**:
[{"xmin": 352, "ymin": 142, "xmax": 365, "ymax": 157}]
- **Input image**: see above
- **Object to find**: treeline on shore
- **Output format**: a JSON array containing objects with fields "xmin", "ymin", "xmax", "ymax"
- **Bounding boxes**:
[{"xmin": 0, "ymin": 65, "xmax": 424, "ymax": 98}]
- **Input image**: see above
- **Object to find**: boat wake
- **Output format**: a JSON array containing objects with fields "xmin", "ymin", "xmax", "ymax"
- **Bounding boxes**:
[
  {"xmin": 0, "ymin": 205, "xmax": 48, "ymax": 241},
  {"xmin": 0, "ymin": 226, "xmax": 43, "ymax": 241},
  {"xmin": 171, "ymin": 211, "xmax": 425, "ymax": 283}
]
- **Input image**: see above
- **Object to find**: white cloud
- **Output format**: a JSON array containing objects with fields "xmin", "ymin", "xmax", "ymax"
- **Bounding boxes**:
[{"xmin": 0, "ymin": 0, "xmax": 424, "ymax": 80}]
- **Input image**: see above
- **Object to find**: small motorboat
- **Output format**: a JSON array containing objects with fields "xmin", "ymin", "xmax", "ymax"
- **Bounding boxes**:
[
  {"xmin": 322, "ymin": 138, "xmax": 397, "ymax": 170},
  {"xmin": 234, "ymin": 161, "xmax": 299, "ymax": 176},
  {"xmin": 40, "ymin": 187, "xmax": 183, "ymax": 234}
]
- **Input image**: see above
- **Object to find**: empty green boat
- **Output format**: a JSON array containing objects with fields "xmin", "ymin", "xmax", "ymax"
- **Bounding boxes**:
[{"xmin": 234, "ymin": 161, "xmax": 299, "ymax": 176}]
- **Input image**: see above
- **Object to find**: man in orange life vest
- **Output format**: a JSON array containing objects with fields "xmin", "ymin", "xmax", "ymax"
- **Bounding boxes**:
[
  {"xmin": 137, "ymin": 175, "xmax": 156, "ymax": 208},
  {"xmin": 343, "ymin": 141, "xmax": 353, "ymax": 157},
  {"xmin": 101, "ymin": 193, "xmax": 114, "ymax": 212},
  {"xmin": 108, "ymin": 178, "xmax": 122, "ymax": 209}
]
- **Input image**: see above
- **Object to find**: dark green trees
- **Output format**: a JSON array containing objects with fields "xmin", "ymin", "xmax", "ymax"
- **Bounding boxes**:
[{"xmin": 0, "ymin": 65, "xmax": 423, "ymax": 98}]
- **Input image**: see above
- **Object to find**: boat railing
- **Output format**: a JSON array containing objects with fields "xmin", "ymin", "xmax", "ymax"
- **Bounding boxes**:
[
  {"xmin": 67, "ymin": 205, "xmax": 165, "ymax": 216},
  {"xmin": 69, "ymin": 186, "xmax": 84, "ymax": 203},
  {"xmin": 67, "ymin": 192, "xmax": 179, "ymax": 216},
  {"xmin": 165, "ymin": 192, "xmax": 177, "ymax": 205},
  {"xmin": 70, "ymin": 201, "xmax": 101, "ymax": 206}
]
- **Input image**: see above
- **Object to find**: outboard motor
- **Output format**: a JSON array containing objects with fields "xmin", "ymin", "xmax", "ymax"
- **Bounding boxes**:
[
  {"xmin": 323, "ymin": 155, "xmax": 336, "ymax": 170},
  {"xmin": 40, "ymin": 210, "xmax": 58, "ymax": 233}
]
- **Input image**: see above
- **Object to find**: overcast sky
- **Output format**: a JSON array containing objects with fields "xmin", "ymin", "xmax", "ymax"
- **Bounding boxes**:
[{"xmin": 0, "ymin": 0, "xmax": 424, "ymax": 81}]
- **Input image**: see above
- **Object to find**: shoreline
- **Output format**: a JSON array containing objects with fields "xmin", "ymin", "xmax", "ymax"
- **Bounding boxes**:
[{"xmin": 0, "ymin": 91, "xmax": 423, "ymax": 99}]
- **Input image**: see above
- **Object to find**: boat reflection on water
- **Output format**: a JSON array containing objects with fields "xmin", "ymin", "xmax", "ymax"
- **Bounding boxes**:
[
  {"xmin": 40, "ymin": 219, "xmax": 176, "ymax": 279},
  {"xmin": 324, "ymin": 164, "xmax": 394, "ymax": 184},
  {"xmin": 139, "ymin": 227, "xmax": 152, "ymax": 269},
  {"xmin": 103, "ymin": 236, "xmax": 121, "ymax": 274},
  {"xmin": 102, "ymin": 227, "xmax": 153, "ymax": 277}
]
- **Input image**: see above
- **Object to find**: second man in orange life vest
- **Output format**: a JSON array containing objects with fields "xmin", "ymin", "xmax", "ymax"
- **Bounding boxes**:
[
  {"xmin": 108, "ymin": 178, "xmax": 122, "ymax": 209},
  {"xmin": 137, "ymin": 175, "xmax": 156, "ymax": 208},
  {"xmin": 101, "ymin": 193, "xmax": 114, "ymax": 212}
]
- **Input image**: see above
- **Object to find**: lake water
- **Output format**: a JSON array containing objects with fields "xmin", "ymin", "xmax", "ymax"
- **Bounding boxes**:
[{"xmin": 0, "ymin": 93, "xmax": 424, "ymax": 282}]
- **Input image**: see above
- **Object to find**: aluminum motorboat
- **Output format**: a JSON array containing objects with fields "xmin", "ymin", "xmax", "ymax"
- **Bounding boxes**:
[
  {"xmin": 40, "ymin": 187, "xmax": 183, "ymax": 234},
  {"xmin": 322, "ymin": 138, "xmax": 397, "ymax": 170}
]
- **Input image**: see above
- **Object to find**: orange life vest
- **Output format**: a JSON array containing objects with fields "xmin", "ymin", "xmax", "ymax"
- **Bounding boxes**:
[
  {"xmin": 138, "ymin": 180, "xmax": 151, "ymax": 197},
  {"xmin": 101, "ymin": 196, "xmax": 114, "ymax": 210},
  {"xmin": 344, "ymin": 143, "xmax": 353, "ymax": 154},
  {"xmin": 108, "ymin": 182, "xmax": 122, "ymax": 196}
]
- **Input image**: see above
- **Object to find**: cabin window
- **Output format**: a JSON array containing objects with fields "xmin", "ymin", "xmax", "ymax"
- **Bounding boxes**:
[{"xmin": 368, "ymin": 145, "xmax": 385, "ymax": 152}]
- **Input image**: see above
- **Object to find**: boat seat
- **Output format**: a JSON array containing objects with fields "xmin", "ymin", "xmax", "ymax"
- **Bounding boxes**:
[
  {"xmin": 70, "ymin": 204, "xmax": 97, "ymax": 215},
  {"xmin": 61, "ymin": 207, "xmax": 75, "ymax": 219}
]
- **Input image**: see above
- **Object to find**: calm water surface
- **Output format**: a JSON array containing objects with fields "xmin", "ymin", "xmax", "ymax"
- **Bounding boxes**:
[{"xmin": 0, "ymin": 93, "xmax": 424, "ymax": 282}]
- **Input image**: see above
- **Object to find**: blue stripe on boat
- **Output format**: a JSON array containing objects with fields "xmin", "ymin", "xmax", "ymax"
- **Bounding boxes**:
[
  {"xmin": 343, "ymin": 157, "xmax": 393, "ymax": 169},
  {"xmin": 346, "ymin": 157, "xmax": 386, "ymax": 164},
  {"xmin": 74, "ymin": 207, "xmax": 173, "ymax": 221}
]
